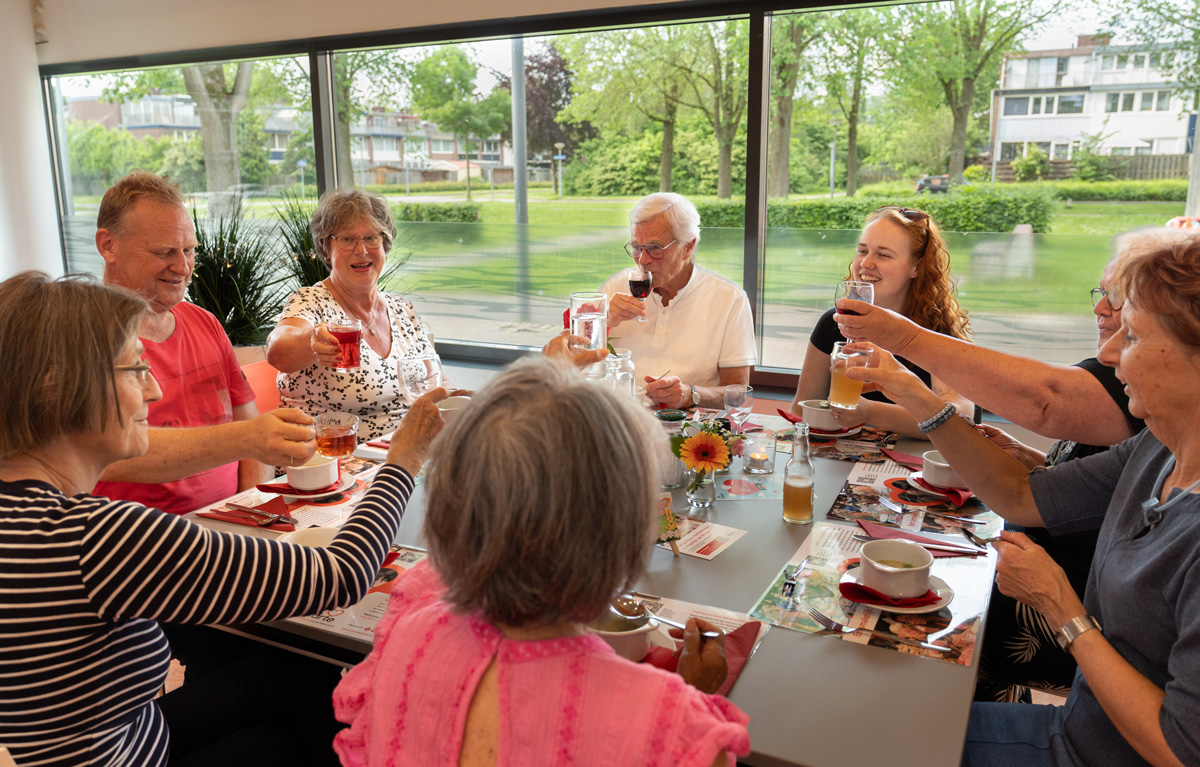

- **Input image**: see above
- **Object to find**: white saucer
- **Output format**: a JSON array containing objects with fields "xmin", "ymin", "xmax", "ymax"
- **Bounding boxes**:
[
  {"xmin": 809, "ymin": 425, "xmax": 863, "ymax": 439},
  {"xmin": 840, "ymin": 569, "xmax": 954, "ymax": 614},
  {"xmin": 280, "ymin": 474, "xmax": 356, "ymax": 499},
  {"xmin": 908, "ymin": 471, "xmax": 968, "ymax": 494}
]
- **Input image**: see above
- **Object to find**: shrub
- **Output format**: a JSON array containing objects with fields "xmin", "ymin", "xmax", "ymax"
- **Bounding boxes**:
[
  {"xmin": 697, "ymin": 185, "xmax": 1056, "ymax": 233},
  {"xmin": 856, "ymin": 180, "xmax": 918, "ymax": 198},
  {"xmin": 391, "ymin": 202, "xmax": 481, "ymax": 223},
  {"xmin": 961, "ymin": 164, "xmax": 990, "ymax": 183},
  {"xmin": 1010, "ymin": 147, "xmax": 1050, "ymax": 182},
  {"xmin": 1038, "ymin": 179, "xmax": 1188, "ymax": 202}
]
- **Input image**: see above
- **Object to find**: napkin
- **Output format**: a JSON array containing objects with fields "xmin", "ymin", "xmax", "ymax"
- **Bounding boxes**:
[
  {"xmin": 366, "ymin": 440, "xmax": 391, "ymax": 449},
  {"xmin": 256, "ymin": 478, "xmax": 342, "ymax": 495},
  {"xmin": 776, "ymin": 408, "xmax": 803, "ymax": 424},
  {"xmin": 882, "ymin": 448, "xmax": 922, "ymax": 469},
  {"xmin": 839, "ymin": 581, "xmax": 942, "ymax": 608},
  {"xmin": 911, "ymin": 475, "xmax": 973, "ymax": 506},
  {"xmin": 857, "ymin": 520, "xmax": 981, "ymax": 558},
  {"xmin": 775, "ymin": 408, "xmax": 858, "ymax": 437},
  {"xmin": 196, "ymin": 496, "xmax": 295, "ymax": 532},
  {"xmin": 643, "ymin": 621, "xmax": 760, "ymax": 697}
]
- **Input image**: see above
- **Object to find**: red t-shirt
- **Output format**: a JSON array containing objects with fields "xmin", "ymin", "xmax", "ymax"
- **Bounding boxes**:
[{"xmin": 93, "ymin": 302, "xmax": 256, "ymax": 515}]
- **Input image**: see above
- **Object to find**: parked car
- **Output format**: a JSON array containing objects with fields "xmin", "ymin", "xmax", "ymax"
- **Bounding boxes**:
[{"xmin": 915, "ymin": 174, "xmax": 950, "ymax": 194}]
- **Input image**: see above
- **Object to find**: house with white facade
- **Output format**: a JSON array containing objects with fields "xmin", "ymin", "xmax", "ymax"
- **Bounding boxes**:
[{"xmin": 990, "ymin": 34, "xmax": 1189, "ymax": 164}]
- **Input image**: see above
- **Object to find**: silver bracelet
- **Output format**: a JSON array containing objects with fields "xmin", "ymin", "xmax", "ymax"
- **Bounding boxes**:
[{"xmin": 918, "ymin": 403, "xmax": 957, "ymax": 434}]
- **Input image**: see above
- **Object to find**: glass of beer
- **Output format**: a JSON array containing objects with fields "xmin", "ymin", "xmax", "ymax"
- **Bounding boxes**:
[
  {"xmin": 315, "ymin": 412, "xmax": 359, "ymax": 458},
  {"xmin": 828, "ymin": 341, "xmax": 869, "ymax": 410},
  {"xmin": 783, "ymin": 424, "xmax": 815, "ymax": 525},
  {"xmin": 327, "ymin": 318, "xmax": 363, "ymax": 372}
]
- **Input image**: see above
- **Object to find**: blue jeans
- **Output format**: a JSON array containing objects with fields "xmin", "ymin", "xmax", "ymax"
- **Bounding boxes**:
[{"xmin": 962, "ymin": 701, "xmax": 1077, "ymax": 767}]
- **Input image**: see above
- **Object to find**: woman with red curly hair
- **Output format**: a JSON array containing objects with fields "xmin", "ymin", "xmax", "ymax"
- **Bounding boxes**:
[{"xmin": 789, "ymin": 206, "xmax": 973, "ymax": 438}]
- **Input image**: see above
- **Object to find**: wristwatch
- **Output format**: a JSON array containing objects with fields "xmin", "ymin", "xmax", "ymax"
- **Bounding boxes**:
[
  {"xmin": 689, "ymin": 385, "xmax": 700, "ymax": 407},
  {"xmin": 1054, "ymin": 615, "xmax": 1101, "ymax": 651}
]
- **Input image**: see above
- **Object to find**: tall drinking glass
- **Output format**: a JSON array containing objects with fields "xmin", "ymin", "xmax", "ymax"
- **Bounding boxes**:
[
  {"xmin": 627, "ymin": 267, "xmax": 652, "ymax": 322},
  {"xmin": 328, "ymin": 318, "xmax": 363, "ymax": 372},
  {"xmin": 834, "ymin": 280, "xmax": 874, "ymax": 315},
  {"xmin": 828, "ymin": 341, "xmax": 869, "ymax": 410},
  {"xmin": 315, "ymin": 412, "xmax": 359, "ymax": 457},
  {"xmin": 569, "ymin": 292, "xmax": 608, "ymax": 351},
  {"xmin": 724, "ymin": 384, "xmax": 753, "ymax": 433}
]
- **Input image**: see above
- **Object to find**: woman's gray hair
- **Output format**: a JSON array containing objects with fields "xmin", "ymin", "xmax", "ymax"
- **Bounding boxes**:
[
  {"xmin": 630, "ymin": 192, "xmax": 701, "ymax": 246},
  {"xmin": 1113, "ymin": 227, "xmax": 1200, "ymax": 347},
  {"xmin": 423, "ymin": 357, "xmax": 661, "ymax": 627},
  {"xmin": 309, "ymin": 188, "xmax": 398, "ymax": 266}
]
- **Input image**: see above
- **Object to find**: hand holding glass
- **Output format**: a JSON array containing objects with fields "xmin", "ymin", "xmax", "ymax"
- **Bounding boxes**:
[
  {"xmin": 834, "ymin": 280, "xmax": 874, "ymax": 315},
  {"xmin": 569, "ymin": 292, "xmax": 608, "ymax": 351},
  {"xmin": 315, "ymin": 412, "xmax": 358, "ymax": 457},
  {"xmin": 327, "ymin": 318, "xmax": 363, "ymax": 372},
  {"xmin": 399, "ymin": 353, "xmax": 443, "ymax": 404}
]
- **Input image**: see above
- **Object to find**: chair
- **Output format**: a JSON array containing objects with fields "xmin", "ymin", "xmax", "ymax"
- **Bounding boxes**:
[{"xmin": 241, "ymin": 359, "xmax": 281, "ymax": 412}]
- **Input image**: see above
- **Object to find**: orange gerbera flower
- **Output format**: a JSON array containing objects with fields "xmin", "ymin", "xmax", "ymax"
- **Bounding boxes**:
[{"xmin": 679, "ymin": 431, "xmax": 730, "ymax": 473}]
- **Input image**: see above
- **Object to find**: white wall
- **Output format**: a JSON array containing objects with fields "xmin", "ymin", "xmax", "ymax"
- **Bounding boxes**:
[
  {"xmin": 1, "ymin": 0, "xmax": 64, "ymax": 279},
  {"xmin": 37, "ymin": 0, "xmax": 671, "ymax": 66}
]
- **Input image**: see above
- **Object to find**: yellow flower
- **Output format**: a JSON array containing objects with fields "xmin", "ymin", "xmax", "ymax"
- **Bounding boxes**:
[{"xmin": 679, "ymin": 431, "xmax": 730, "ymax": 473}]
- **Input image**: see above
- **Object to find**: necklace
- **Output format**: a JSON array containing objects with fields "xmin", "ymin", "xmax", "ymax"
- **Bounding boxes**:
[
  {"xmin": 325, "ymin": 280, "xmax": 380, "ymax": 337},
  {"xmin": 1140, "ymin": 454, "xmax": 1200, "ymax": 532}
]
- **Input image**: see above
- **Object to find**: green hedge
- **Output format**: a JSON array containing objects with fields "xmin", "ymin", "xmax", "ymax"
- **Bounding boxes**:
[
  {"xmin": 367, "ymin": 180, "xmax": 553, "ymax": 195},
  {"xmin": 1038, "ymin": 179, "xmax": 1188, "ymax": 202},
  {"xmin": 391, "ymin": 202, "xmax": 481, "ymax": 223},
  {"xmin": 695, "ymin": 185, "xmax": 1056, "ymax": 234}
]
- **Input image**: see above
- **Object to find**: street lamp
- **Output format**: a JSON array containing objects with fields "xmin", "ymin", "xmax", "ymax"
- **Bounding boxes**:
[
  {"xmin": 554, "ymin": 141, "xmax": 566, "ymax": 197},
  {"xmin": 829, "ymin": 118, "xmax": 841, "ymax": 200}
]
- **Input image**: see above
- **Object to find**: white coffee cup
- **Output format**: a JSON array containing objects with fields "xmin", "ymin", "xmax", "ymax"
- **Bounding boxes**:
[
  {"xmin": 286, "ymin": 454, "xmax": 338, "ymax": 491},
  {"xmin": 437, "ymin": 395, "xmax": 472, "ymax": 424},
  {"xmin": 922, "ymin": 450, "xmax": 966, "ymax": 489},
  {"xmin": 860, "ymin": 540, "xmax": 934, "ymax": 599},
  {"xmin": 799, "ymin": 399, "xmax": 841, "ymax": 431},
  {"xmin": 587, "ymin": 619, "xmax": 657, "ymax": 662}
]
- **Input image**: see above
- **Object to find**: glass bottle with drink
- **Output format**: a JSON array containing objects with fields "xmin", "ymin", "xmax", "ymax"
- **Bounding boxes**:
[{"xmin": 783, "ymin": 424, "xmax": 815, "ymax": 525}]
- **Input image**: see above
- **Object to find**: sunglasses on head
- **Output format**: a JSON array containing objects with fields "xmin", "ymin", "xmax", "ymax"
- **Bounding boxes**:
[{"xmin": 875, "ymin": 206, "xmax": 931, "ymax": 253}]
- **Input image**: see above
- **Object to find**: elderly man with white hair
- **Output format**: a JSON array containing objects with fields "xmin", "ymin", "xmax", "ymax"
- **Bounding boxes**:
[{"xmin": 601, "ymin": 193, "xmax": 757, "ymax": 410}]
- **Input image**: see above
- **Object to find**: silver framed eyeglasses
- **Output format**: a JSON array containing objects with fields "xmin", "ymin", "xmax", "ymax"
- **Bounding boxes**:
[
  {"xmin": 1090, "ymin": 286, "xmax": 1125, "ymax": 310},
  {"xmin": 330, "ymin": 234, "xmax": 384, "ymax": 251},
  {"xmin": 624, "ymin": 240, "xmax": 676, "ymax": 259},
  {"xmin": 114, "ymin": 361, "xmax": 154, "ymax": 386}
]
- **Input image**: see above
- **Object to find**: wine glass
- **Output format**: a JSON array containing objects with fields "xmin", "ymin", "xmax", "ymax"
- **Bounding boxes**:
[
  {"xmin": 627, "ymin": 266, "xmax": 652, "ymax": 322},
  {"xmin": 723, "ymin": 384, "xmax": 754, "ymax": 434},
  {"xmin": 834, "ymin": 280, "xmax": 874, "ymax": 315},
  {"xmin": 398, "ymin": 352, "xmax": 443, "ymax": 404}
]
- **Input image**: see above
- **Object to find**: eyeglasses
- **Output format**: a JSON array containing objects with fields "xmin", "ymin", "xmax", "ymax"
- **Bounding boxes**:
[
  {"xmin": 875, "ymin": 206, "xmax": 931, "ymax": 253},
  {"xmin": 330, "ymin": 234, "xmax": 384, "ymax": 251},
  {"xmin": 114, "ymin": 361, "xmax": 154, "ymax": 386},
  {"xmin": 1090, "ymin": 286, "xmax": 1125, "ymax": 310},
  {"xmin": 625, "ymin": 240, "xmax": 677, "ymax": 259}
]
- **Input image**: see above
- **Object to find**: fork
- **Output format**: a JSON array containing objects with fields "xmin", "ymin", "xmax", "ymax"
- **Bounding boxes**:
[
  {"xmin": 221, "ymin": 503, "xmax": 298, "ymax": 527},
  {"xmin": 961, "ymin": 527, "xmax": 1002, "ymax": 548},
  {"xmin": 806, "ymin": 608, "xmax": 951, "ymax": 652},
  {"xmin": 875, "ymin": 495, "xmax": 985, "ymax": 527}
]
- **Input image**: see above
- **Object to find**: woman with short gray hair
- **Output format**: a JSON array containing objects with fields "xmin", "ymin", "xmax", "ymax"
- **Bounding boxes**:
[
  {"xmin": 268, "ymin": 188, "xmax": 443, "ymax": 440},
  {"xmin": 332, "ymin": 358, "xmax": 751, "ymax": 766}
]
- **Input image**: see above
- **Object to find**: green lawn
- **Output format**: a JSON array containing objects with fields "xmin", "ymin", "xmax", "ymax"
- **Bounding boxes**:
[{"xmin": 1046, "ymin": 201, "xmax": 1184, "ymax": 235}]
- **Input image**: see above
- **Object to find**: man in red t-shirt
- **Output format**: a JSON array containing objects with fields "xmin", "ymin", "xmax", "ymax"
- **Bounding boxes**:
[{"xmin": 91, "ymin": 171, "xmax": 317, "ymax": 515}]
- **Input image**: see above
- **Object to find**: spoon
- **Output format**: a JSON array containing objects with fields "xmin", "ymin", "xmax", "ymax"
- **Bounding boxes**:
[
  {"xmin": 852, "ymin": 533, "xmax": 984, "ymax": 556},
  {"xmin": 611, "ymin": 595, "xmax": 722, "ymax": 638}
]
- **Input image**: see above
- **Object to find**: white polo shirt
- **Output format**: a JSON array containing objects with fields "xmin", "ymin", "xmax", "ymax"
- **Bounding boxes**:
[{"xmin": 600, "ymin": 263, "xmax": 757, "ymax": 388}]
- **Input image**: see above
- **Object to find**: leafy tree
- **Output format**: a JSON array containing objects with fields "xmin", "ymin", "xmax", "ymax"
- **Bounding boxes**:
[
  {"xmin": 822, "ymin": 9, "xmax": 892, "ymax": 197},
  {"xmin": 496, "ymin": 43, "xmax": 596, "ymax": 159},
  {"xmin": 890, "ymin": 0, "xmax": 1062, "ymax": 180},
  {"xmin": 768, "ymin": 15, "xmax": 825, "ymax": 197},
  {"xmin": 236, "ymin": 108, "xmax": 272, "ymax": 186},
  {"xmin": 672, "ymin": 20, "xmax": 750, "ymax": 198},
  {"xmin": 158, "ymin": 133, "xmax": 207, "ymax": 191},
  {"xmin": 560, "ymin": 28, "xmax": 689, "ymax": 192},
  {"xmin": 1069, "ymin": 132, "xmax": 1119, "ymax": 182},
  {"xmin": 410, "ymin": 47, "xmax": 511, "ymax": 201}
]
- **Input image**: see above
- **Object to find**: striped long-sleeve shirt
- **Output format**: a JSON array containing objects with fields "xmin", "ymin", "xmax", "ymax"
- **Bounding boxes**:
[{"xmin": 0, "ymin": 464, "xmax": 413, "ymax": 767}]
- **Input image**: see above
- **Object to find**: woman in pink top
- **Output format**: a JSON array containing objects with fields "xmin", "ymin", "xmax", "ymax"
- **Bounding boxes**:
[{"xmin": 333, "ymin": 358, "xmax": 750, "ymax": 766}]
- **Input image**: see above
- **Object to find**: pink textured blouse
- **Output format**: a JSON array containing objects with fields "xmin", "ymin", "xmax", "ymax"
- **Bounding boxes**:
[{"xmin": 333, "ymin": 561, "xmax": 751, "ymax": 766}]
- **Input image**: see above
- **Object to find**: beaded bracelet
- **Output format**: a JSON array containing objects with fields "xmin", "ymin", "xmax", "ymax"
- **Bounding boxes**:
[{"xmin": 918, "ymin": 402, "xmax": 957, "ymax": 434}]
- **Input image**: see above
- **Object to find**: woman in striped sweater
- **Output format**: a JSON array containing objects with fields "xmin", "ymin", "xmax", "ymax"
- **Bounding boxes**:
[{"xmin": 0, "ymin": 272, "xmax": 444, "ymax": 767}]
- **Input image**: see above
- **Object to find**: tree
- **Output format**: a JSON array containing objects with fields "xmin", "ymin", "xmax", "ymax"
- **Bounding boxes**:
[
  {"xmin": 891, "ymin": 0, "xmax": 1062, "ymax": 180},
  {"xmin": 236, "ymin": 108, "xmax": 272, "ymax": 186},
  {"xmin": 672, "ymin": 20, "xmax": 750, "ymax": 198},
  {"xmin": 768, "ymin": 15, "xmax": 824, "ymax": 197},
  {"xmin": 560, "ymin": 28, "xmax": 690, "ymax": 192},
  {"xmin": 1106, "ymin": 0, "xmax": 1200, "ymax": 213},
  {"xmin": 496, "ymin": 43, "xmax": 596, "ymax": 160},
  {"xmin": 410, "ymin": 47, "xmax": 511, "ymax": 201},
  {"xmin": 822, "ymin": 9, "xmax": 892, "ymax": 197}
]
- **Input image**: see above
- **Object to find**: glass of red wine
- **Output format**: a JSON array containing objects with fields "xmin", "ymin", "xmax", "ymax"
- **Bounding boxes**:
[
  {"xmin": 834, "ymin": 280, "xmax": 874, "ymax": 316},
  {"xmin": 628, "ymin": 267, "xmax": 652, "ymax": 322}
]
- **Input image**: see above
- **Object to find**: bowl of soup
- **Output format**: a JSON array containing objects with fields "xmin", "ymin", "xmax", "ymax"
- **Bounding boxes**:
[
  {"xmin": 859, "ymin": 540, "xmax": 933, "ymax": 599},
  {"xmin": 587, "ymin": 610, "xmax": 658, "ymax": 662}
]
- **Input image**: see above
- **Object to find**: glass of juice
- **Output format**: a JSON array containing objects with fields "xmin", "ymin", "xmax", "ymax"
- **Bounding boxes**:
[
  {"xmin": 627, "ymin": 266, "xmax": 652, "ymax": 322},
  {"xmin": 327, "ymin": 318, "xmax": 363, "ymax": 372},
  {"xmin": 828, "ymin": 341, "xmax": 869, "ymax": 410},
  {"xmin": 315, "ymin": 412, "xmax": 359, "ymax": 458}
]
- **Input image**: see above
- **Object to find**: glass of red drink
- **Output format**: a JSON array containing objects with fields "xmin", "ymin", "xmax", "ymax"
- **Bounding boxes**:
[
  {"xmin": 328, "ymin": 318, "xmax": 363, "ymax": 372},
  {"xmin": 315, "ymin": 412, "xmax": 359, "ymax": 458},
  {"xmin": 627, "ymin": 267, "xmax": 652, "ymax": 322}
]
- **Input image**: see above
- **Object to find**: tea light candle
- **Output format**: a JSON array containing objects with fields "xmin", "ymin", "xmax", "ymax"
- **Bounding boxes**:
[{"xmin": 742, "ymin": 428, "xmax": 777, "ymax": 474}]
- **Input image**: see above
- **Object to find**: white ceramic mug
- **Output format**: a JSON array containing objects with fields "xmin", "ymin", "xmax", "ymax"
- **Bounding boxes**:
[
  {"xmin": 800, "ymin": 399, "xmax": 841, "ymax": 431},
  {"xmin": 436, "ymin": 395, "xmax": 472, "ymax": 424},
  {"xmin": 860, "ymin": 540, "xmax": 933, "ymax": 598},
  {"xmin": 587, "ymin": 620, "xmax": 657, "ymax": 662},
  {"xmin": 922, "ymin": 450, "xmax": 967, "ymax": 489},
  {"xmin": 286, "ymin": 454, "xmax": 338, "ymax": 491}
]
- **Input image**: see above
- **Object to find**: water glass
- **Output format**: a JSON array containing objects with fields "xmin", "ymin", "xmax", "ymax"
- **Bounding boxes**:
[
  {"xmin": 741, "ymin": 428, "xmax": 777, "ymax": 474},
  {"xmin": 569, "ymin": 292, "xmax": 608, "ymax": 351},
  {"xmin": 399, "ymin": 352, "xmax": 442, "ymax": 404}
]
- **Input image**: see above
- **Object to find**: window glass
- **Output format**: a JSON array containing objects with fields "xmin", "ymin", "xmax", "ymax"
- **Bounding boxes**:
[
  {"xmin": 1101, "ymin": 55, "xmax": 1115, "ymax": 70},
  {"xmin": 1140, "ymin": 92, "xmax": 1154, "ymax": 111},
  {"xmin": 1112, "ymin": 147, "xmax": 1131, "ymax": 156},
  {"xmin": 1133, "ymin": 54, "xmax": 1146, "ymax": 68},
  {"xmin": 1031, "ymin": 96, "xmax": 1042, "ymax": 114},
  {"xmin": 1135, "ymin": 145, "xmax": 1152, "ymax": 156},
  {"xmin": 1157, "ymin": 90, "xmax": 1171, "ymax": 110},
  {"xmin": 1056, "ymin": 93, "xmax": 1084, "ymax": 113},
  {"xmin": 1117, "ymin": 54, "xmax": 1129, "ymax": 69},
  {"xmin": 1045, "ymin": 95, "xmax": 1056, "ymax": 113},
  {"xmin": 49, "ymin": 56, "xmax": 317, "ymax": 277},
  {"xmin": 1004, "ymin": 97, "xmax": 1030, "ymax": 115},
  {"xmin": 1053, "ymin": 143, "xmax": 1068, "ymax": 160},
  {"xmin": 1122, "ymin": 93, "xmax": 1135, "ymax": 111}
]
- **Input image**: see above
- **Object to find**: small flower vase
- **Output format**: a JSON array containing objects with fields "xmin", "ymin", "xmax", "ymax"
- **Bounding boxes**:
[{"xmin": 685, "ymin": 468, "xmax": 717, "ymax": 509}]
